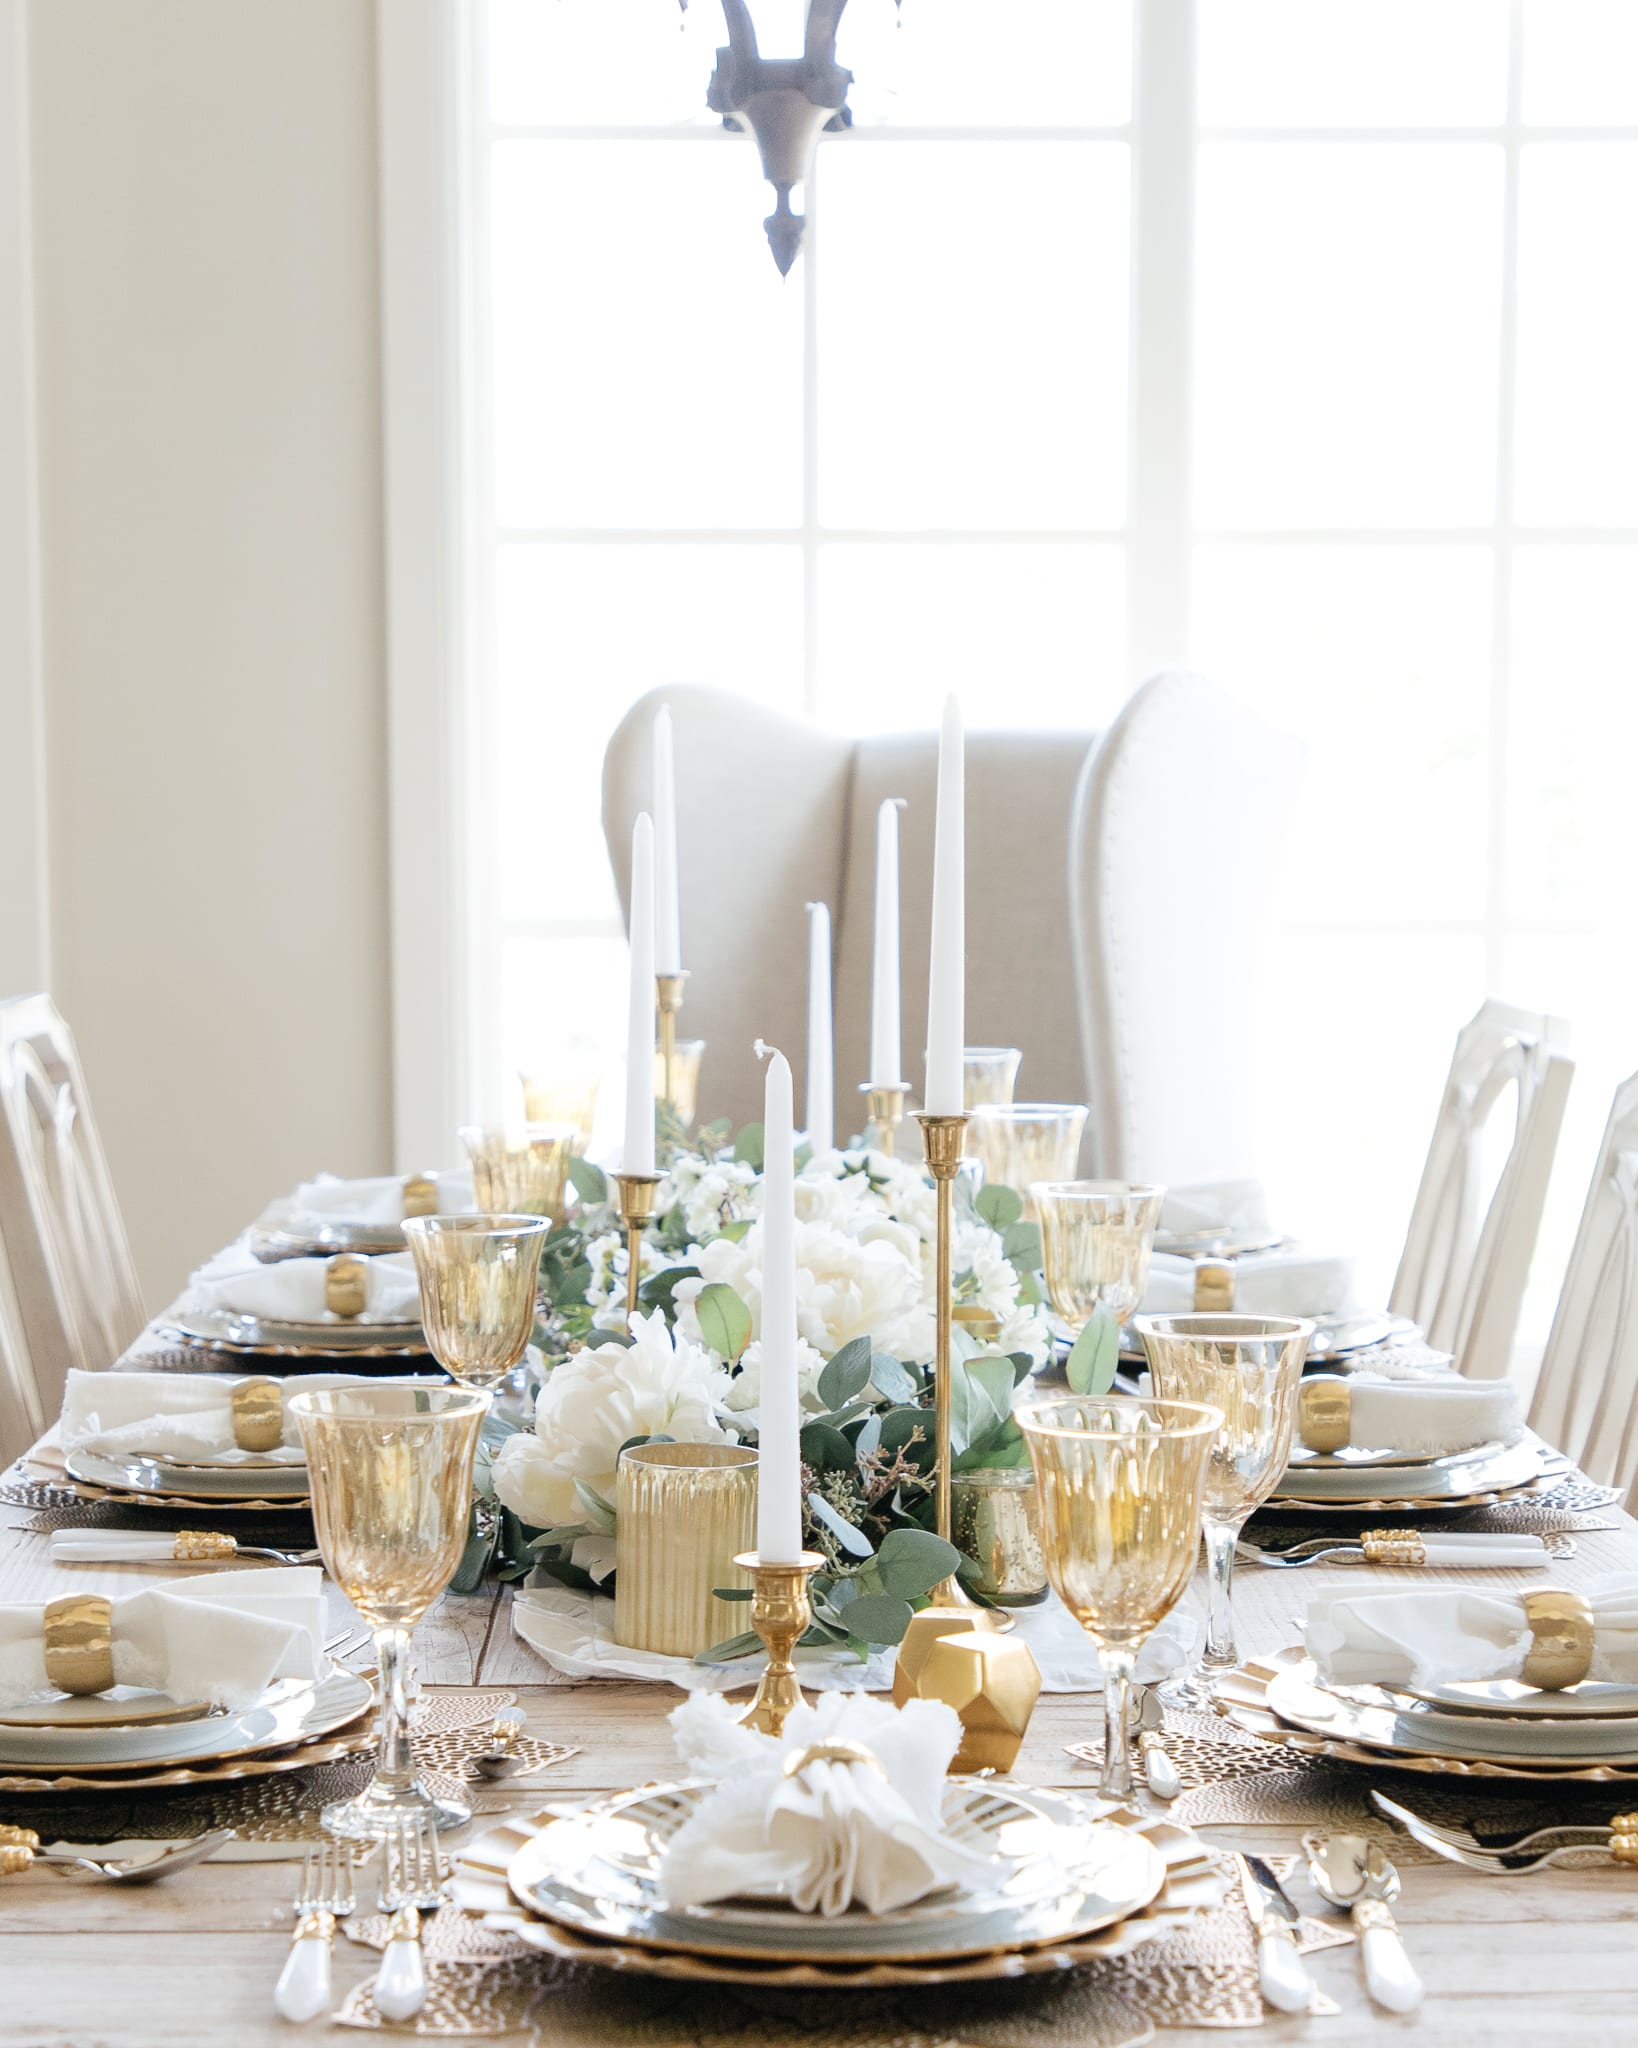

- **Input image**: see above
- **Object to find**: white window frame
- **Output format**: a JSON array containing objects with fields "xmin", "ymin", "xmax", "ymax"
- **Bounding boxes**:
[{"xmin": 378, "ymin": 0, "xmax": 1638, "ymax": 1156}]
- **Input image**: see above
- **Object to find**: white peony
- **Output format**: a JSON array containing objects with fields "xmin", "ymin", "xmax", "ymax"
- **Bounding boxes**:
[
  {"xmin": 723, "ymin": 1335, "xmax": 829, "ymax": 1418},
  {"xmin": 492, "ymin": 1309, "xmax": 737, "ymax": 1530},
  {"xmin": 675, "ymin": 1218, "xmax": 925, "ymax": 1363}
]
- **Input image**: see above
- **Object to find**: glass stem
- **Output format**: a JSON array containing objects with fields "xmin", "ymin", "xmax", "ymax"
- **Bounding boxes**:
[
  {"xmin": 1202, "ymin": 1519, "xmax": 1241, "ymax": 1672},
  {"xmin": 1099, "ymin": 1644, "xmax": 1137, "ymax": 1800},
  {"xmin": 373, "ymin": 1625, "xmax": 416, "ymax": 1794}
]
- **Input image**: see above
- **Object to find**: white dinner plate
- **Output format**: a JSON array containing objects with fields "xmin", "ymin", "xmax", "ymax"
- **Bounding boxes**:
[
  {"xmin": 1286, "ymin": 1436, "xmax": 1507, "ymax": 1472},
  {"xmin": 65, "ymin": 1448, "xmax": 313, "ymax": 1500},
  {"xmin": 1391, "ymin": 1676, "xmax": 1638, "ymax": 1720},
  {"xmin": 0, "ymin": 1664, "xmax": 371, "ymax": 1770},
  {"xmin": 1272, "ymin": 1438, "xmax": 1544, "ymax": 1503}
]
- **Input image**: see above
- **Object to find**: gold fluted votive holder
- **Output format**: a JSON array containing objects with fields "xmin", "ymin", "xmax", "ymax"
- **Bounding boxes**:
[
  {"xmin": 613, "ymin": 1444, "xmax": 758, "ymax": 1658},
  {"xmin": 952, "ymin": 1467, "xmax": 1049, "ymax": 1606},
  {"xmin": 861, "ymin": 1083, "xmax": 907, "ymax": 1158},
  {"xmin": 733, "ymin": 1549, "xmax": 825, "ymax": 1737},
  {"xmin": 613, "ymin": 1170, "xmax": 663, "ymax": 1320}
]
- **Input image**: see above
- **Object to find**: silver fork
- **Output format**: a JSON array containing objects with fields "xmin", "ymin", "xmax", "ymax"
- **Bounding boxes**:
[
  {"xmin": 273, "ymin": 1839, "xmax": 356, "ymax": 2021},
  {"xmin": 373, "ymin": 1818, "xmax": 442, "ymax": 2022},
  {"xmin": 1371, "ymin": 1792, "xmax": 1636, "ymax": 1872}
]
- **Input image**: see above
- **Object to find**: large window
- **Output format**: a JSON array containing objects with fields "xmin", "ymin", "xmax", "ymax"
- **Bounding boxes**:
[{"xmin": 463, "ymin": 0, "xmax": 1638, "ymax": 1326}]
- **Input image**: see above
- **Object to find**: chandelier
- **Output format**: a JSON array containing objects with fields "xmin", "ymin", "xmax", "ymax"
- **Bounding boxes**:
[{"xmin": 700, "ymin": 1, "xmax": 857, "ymax": 276}]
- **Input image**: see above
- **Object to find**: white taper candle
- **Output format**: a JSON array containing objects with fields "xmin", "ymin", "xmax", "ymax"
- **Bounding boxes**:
[
  {"xmin": 651, "ymin": 707, "xmax": 682, "ymax": 976},
  {"xmin": 623, "ymin": 813, "xmax": 657, "ymax": 1174},
  {"xmin": 754, "ymin": 1040, "xmax": 802, "ymax": 1564},
  {"xmin": 925, "ymin": 696, "xmax": 965, "ymax": 1115},
  {"xmin": 869, "ymin": 798, "xmax": 905, "ymax": 1087},
  {"xmin": 805, "ymin": 901, "xmax": 834, "ymax": 1155}
]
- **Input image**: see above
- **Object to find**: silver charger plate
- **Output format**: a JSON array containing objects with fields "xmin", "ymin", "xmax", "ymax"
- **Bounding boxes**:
[
  {"xmin": 159, "ymin": 1305, "xmax": 429, "ymax": 1358},
  {"xmin": 1392, "ymin": 1676, "xmax": 1638, "ymax": 1720},
  {"xmin": 65, "ymin": 1447, "xmax": 313, "ymax": 1500},
  {"xmin": 512, "ymin": 1780, "xmax": 1168, "ymax": 1964},
  {"xmin": 1151, "ymin": 1228, "xmax": 1286, "ymax": 1258},
  {"xmin": 1265, "ymin": 1663, "xmax": 1638, "ymax": 1767},
  {"xmin": 0, "ymin": 1663, "xmax": 371, "ymax": 1770},
  {"xmin": 1272, "ymin": 1437, "xmax": 1544, "ymax": 1504},
  {"xmin": 1286, "ymin": 1436, "xmax": 1508, "ymax": 1472}
]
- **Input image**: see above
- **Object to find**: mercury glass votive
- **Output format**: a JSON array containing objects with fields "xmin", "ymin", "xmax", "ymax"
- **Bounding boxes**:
[
  {"xmin": 612, "ymin": 1443, "xmax": 758, "ymax": 1657},
  {"xmin": 967, "ymin": 1102, "xmax": 1089, "ymax": 1216},
  {"xmin": 951, "ymin": 1466, "xmax": 1049, "ymax": 1606}
]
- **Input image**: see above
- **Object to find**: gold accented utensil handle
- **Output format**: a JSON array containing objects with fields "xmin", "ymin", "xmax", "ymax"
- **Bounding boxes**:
[
  {"xmin": 173, "ymin": 1530, "xmax": 238, "ymax": 1561},
  {"xmin": 42, "ymin": 1593, "xmax": 114, "ymax": 1696},
  {"xmin": 273, "ymin": 1910, "xmax": 335, "ymax": 2024},
  {"xmin": 1352, "ymin": 1897, "xmax": 1424, "ymax": 2012},
  {"xmin": 1360, "ymin": 1528, "xmax": 1427, "ymax": 1566}
]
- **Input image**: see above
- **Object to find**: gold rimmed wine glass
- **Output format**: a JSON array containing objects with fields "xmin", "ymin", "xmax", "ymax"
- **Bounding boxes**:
[
  {"xmin": 288, "ymin": 1384, "xmax": 489, "ymax": 1838},
  {"xmin": 1017, "ymin": 1396, "xmax": 1222, "ymax": 1799},
  {"xmin": 401, "ymin": 1214, "xmax": 551, "ymax": 1391},
  {"xmin": 1033, "ymin": 1180, "xmax": 1166, "ymax": 1336},
  {"xmin": 1135, "ymin": 1313, "xmax": 1313, "ymax": 1710}
]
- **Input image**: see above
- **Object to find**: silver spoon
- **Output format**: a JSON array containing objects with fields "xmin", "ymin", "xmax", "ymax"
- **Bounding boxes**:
[
  {"xmin": 1304, "ymin": 1833, "xmax": 1424, "ymax": 2012},
  {"xmin": 472, "ymin": 1710, "xmax": 529, "ymax": 1780},
  {"xmin": 53, "ymin": 1827, "xmax": 238, "ymax": 1885}
]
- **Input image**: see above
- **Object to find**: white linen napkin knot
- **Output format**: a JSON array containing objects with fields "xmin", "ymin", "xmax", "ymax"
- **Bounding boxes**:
[
  {"xmin": 0, "ymin": 1567, "xmax": 326, "ymax": 1711},
  {"xmin": 1140, "ymin": 1247, "xmax": 1356, "ymax": 1317},
  {"xmin": 1305, "ymin": 1573, "xmax": 1638, "ymax": 1691},
  {"xmin": 60, "ymin": 1368, "xmax": 379, "ymax": 1466},
  {"xmin": 655, "ymin": 1691, "xmax": 998, "ymax": 1918},
  {"xmin": 1298, "ymin": 1372, "xmax": 1521, "ymax": 1457}
]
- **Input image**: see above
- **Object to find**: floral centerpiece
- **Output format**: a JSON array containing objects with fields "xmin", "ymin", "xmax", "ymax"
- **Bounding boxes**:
[{"xmin": 484, "ymin": 1122, "xmax": 1120, "ymax": 1661}]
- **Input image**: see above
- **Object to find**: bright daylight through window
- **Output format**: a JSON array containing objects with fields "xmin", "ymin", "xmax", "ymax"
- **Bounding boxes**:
[{"xmin": 469, "ymin": 0, "xmax": 1638, "ymax": 1323}]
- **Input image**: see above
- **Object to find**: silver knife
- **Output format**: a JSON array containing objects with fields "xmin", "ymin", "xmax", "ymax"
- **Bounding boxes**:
[
  {"xmin": 1239, "ymin": 1853, "xmax": 1317, "ymax": 2014},
  {"xmin": 1130, "ymin": 1684, "xmax": 1182, "ymax": 1800}
]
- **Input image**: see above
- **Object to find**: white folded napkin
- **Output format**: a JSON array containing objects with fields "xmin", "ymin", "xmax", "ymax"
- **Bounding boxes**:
[
  {"xmin": 60, "ymin": 1368, "xmax": 375, "ymax": 1466},
  {"xmin": 1300, "ymin": 1372, "xmax": 1521, "ymax": 1457},
  {"xmin": 193, "ymin": 1251, "xmax": 420, "ymax": 1325},
  {"xmin": 288, "ymin": 1171, "xmax": 473, "ymax": 1228},
  {"xmin": 0, "ymin": 1567, "xmax": 326, "ymax": 1711},
  {"xmin": 1305, "ymin": 1573, "xmax": 1638, "ymax": 1690},
  {"xmin": 655, "ymin": 1691, "xmax": 998, "ymax": 1918},
  {"xmin": 1159, "ymin": 1179, "xmax": 1271, "ymax": 1237},
  {"xmin": 1141, "ymin": 1247, "xmax": 1356, "ymax": 1317}
]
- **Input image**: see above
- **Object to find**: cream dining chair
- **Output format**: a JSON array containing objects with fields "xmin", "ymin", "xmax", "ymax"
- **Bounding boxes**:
[
  {"xmin": 1527, "ymin": 1071, "xmax": 1638, "ymax": 1500},
  {"xmin": 0, "ymin": 1229, "xmax": 42, "ymax": 1468},
  {"xmin": 1390, "ymin": 997, "xmax": 1574, "ymax": 1382},
  {"xmin": 601, "ymin": 674, "xmax": 1301, "ymax": 1180},
  {"xmin": 0, "ymin": 994, "xmax": 147, "ymax": 1421}
]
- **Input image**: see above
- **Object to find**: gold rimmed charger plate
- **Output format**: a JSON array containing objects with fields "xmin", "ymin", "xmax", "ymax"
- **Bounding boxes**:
[
  {"xmin": 158, "ymin": 1310, "xmax": 429, "ymax": 1360},
  {"xmin": 0, "ymin": 1708, "xmax": 376, "ymax": 1796},
  {"xmin": 1215, "ymin": 1650, "xmax": 1638, "ymax": 1786},
  {"xmin": 452, "ymin": 1801, "xmax": 1225, "ymax": 1989},
  {"xmin": 1269, "ymin": 1441, "xmax": 1554, "ymax": 1515}
]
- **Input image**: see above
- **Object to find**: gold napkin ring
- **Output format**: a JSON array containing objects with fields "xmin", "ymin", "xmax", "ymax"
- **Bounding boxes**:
[
  {"xmin": 1298, "ymin": 1377, "xmax": 1351, "ymax": 1454},
  {"xmin": 324, "ymin": 1254, "xmax": 368, "ymax": 1320},
  {"xmin": 43, "ymin": 1593, "xmax": 115, "ymax": 1696},
  {"xmin": 173, "ymin": 1530, "xmax": 237, "ymax": 1561},
  {"xmin": 1193, "ymin": 1261, "xmax": 1235, "ymax": 1312},
  {"xmin": 1520, "ymin": 1587, "xmax": 1595, "ymax": 1690},
  {"xmin": 401, "ymin": 1172, "xmax": 437, "ymax": 1218},
  {"xmin": 0, "ymin": 1826, "xmax": 40, "ymax": 1851},
  {"xmin": 1361, "ymin": 1528, "xmax": 1426, "ymax": 1566},
  {"xmin": 781, "ymin": 1739, "xmax": 888, "ymax": 1781},
  {"xmin": 231, "ymin": 1376, "xmax": 284, "ymax": 1453}
]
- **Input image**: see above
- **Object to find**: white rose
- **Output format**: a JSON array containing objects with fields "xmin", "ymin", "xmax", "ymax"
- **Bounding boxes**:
[{"xmin": 491, "ymin": 1308, "xmax": 736, "ymax": 1529}]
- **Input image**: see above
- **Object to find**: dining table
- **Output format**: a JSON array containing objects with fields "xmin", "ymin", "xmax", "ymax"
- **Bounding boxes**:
[{"xmin": 2, "ymin": 1269, "xmax": 1635, "ymax": 2046}]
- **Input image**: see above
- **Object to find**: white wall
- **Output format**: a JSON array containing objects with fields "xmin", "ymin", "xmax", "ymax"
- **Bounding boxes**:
[{"xmin": 23, "ymin": 0, "xmax": 392, "ymax": 1303}]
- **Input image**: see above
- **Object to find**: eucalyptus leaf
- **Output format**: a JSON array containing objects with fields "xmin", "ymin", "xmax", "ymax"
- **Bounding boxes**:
[
  {"xmin": 874, "ymin": 1526, "xmax": 959, "ymax": 1599},
  {"xmin": 694, "ymin": 1630, "xmax": 764, "ymax": 1666},
  {"xmin": 717, "ymin": 1218, "xmax": 754, "ymax": 1243},
  {"xmin": 566, "ymin": 1156, "xmax": 608, "ymax": 1207},
  {"xmin": 586, "ymin": 1326, "xmax": 635, "ymax": 1349},
  {"xmin": 573, "ymin": 1481, "xmax": 617, "ymax": 1534},
  {"xmin": 854, "ymin": 1411, "xmax": 882, "ymax": 1461},
  {"xmin": 733, "ymin": 1122, "xmax": 765, "ymax": 1170},
  {"xmin": 974, "ymin": 1182, "xmax": 1023, "ymax": 1231},
  {"xmin": 868, "ymin": 1351, "xmax": 917, "ymax": 1404},
  {"xmin": 878, "ymin": 1406, "xmax": 934, "ymax": 1466},
  {"xmin": 638, "ymin": 1263, "xmax": 698, "ymax": 1315},
  {"xmin": 711, "ymin": 1585, "xmax": 754, "ymax": 1602},
  {"xmin": 806, "ymin": 1489, "xmax": 873, "ymax": 1556},
  {"xmin": 841, "ymin": 1592, "xmax": 915, "ymax": 1646},
  {"xmin": 694, "ymin": 1281, "xmax": 753, "ymax": 1362},
  {"xmin": 817, "ymin": 1336, "xmax": 872, "ymax": 1410},
  {"xmin": 1001, "ymin": 1220, "xmax": 1042, "ymax": 1269},
  {"xmin": 1066, "ymin": 1304, "xmax": 1120, "ymax": 1396},
  {"xmin": 799, "ymin": 1421, "xmax": 856, "ymax": 1473}
]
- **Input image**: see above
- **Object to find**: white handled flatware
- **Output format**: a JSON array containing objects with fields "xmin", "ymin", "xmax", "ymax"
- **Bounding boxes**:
[
  {"xmin": 1238, "ymin": 1853, "xmax": 1317, "ymax": 2013},
  {"xmin": 373, "ymin": 1817, "xmax": 443, "ymax": 2022},
  {"xmin": 1306, "ymin": 1833, "xmax": 1424, "ymax": 2013},
  {"xmin": 274, "ymin": 1840, "xmax": 354, "ymax": 2023}
]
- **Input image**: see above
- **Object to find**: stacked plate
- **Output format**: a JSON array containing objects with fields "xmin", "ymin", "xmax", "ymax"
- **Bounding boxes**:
[
  {"xmin": 61, "ymin": 1448, "xmax": 312, "ymax": 1513},
  {"xmin": 1272, "ymin": 1434, "xmax": 1550, "ymax": 1514},
  {"xmin": 0, "ymin": 1662, "xmax": 374, "ymax": 1794},
  {"xmin": 1217, "ymin": 1647, "xmax": 1638, "ymax": 1786},
  {"xmin": 450, "ymin": 1782, "xmax": 1223, "ymax": 1987},
  {"xmin": 157, "ymin": 1304, "xmax": 430, "ymax": 1363}
]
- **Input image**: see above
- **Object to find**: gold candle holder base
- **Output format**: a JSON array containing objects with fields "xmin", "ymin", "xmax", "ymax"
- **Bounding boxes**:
[
  {"xmin": 733, "ymin": 1549, "xmax": 824, "ymax": 1737},
  {"xmin": 656, "ymin": 972, "xmax": 690, "ymax": 1115},
  {"xmin": 861, "ymin": 1083, "xmax": 907, "ymax": 1158},
  {"xmin": 613, "ymin": 1171, "xmax": 663, "ymax": 1320}
]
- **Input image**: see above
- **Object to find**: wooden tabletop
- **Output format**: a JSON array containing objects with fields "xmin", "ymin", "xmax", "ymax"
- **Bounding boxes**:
[{"xmin": 4, "ymin": 1480, "xmax": 1635, "ymax": 2047}]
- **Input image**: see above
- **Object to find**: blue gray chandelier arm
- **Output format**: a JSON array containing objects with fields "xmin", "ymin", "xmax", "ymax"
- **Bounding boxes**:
[{"xmin": 706, "ymin": 0, "xmax": 855, "ymax": 274}]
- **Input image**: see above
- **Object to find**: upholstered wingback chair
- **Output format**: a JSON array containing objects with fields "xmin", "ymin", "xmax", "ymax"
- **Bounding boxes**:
[{"xmin": 602, "ymin": 674, "xmax": 1300, "ymax": 1180}]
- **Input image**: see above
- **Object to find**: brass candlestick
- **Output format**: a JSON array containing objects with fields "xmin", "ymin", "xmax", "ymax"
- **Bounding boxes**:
[
  {"xmin": 613, "ymin": 1171, "xmax": 662, "ymax": 1320},
  {"xmin": 655, "ymin": 972, "xmax": 689, "ymax": 1115},
  {"xmin": 915, "ymin": 1111, "xmax": 1004, "ymax": 1624},
  {"xmin": 734, "ymin": 1549, "xmax": 824, "ymax": 1736},
  {"xmin": 861, "ymin": 1083, "xmax": 907, "ymax": 1157}
]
